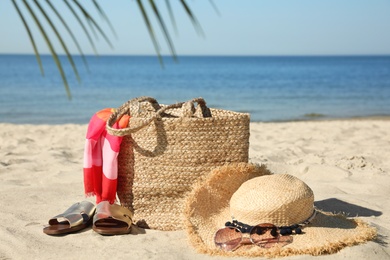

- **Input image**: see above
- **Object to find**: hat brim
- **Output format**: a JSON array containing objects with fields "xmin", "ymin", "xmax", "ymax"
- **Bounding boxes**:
[{"xmin": 185, "ymin": 163, "xmax": 377, "ymax": 257}]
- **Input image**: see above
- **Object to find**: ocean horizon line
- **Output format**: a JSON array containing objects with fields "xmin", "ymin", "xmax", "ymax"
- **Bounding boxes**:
[{"xmin": 1, "ymin": 53, "xmax": 390, "ymax": 58}]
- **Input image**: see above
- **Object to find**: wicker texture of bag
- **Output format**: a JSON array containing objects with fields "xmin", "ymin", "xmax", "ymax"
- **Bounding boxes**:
[{"xmin": 107, "ymin": 97, "xmax": 250, "ymax": 231}]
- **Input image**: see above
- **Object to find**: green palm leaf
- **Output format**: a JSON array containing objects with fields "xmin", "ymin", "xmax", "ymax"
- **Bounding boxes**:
[
  {"xmin": 209, "ymin": 0, "xmax": 220, "ymax": 16},
  {"xmin": 63, "ymin": 0, "xmax": 98, "ymax": 55},
  {"xmin": 71, "ymin": 0, "xmax": 113, "ymax": 48},
  {"xmin": 92, "ymin": 0, "xmax": 117, "ymax": 39},
  {"xmin": 137, "ymin": 0, "xmax": 164, "ymax": 66},
  {"xmin": 10, "ymin": 0, "xmax": 208, "ymax": 98},
  {"xmin": 45, "ymin": 0, "xmax": 89, "ymax": 71},
  {"xmin": 22, "ymin": 0, "xmax": 71, "ymax": 98},
  {"xmin": 12, "ymin": 0, "xmax": 44, "ymax": 75},
  {"xmin": 179, "ymin": 0, "xmax": 204, "ymax": 36},
  {"xmin": 33, "ymin": 0, "xmax": 81, "ymax": 83},
  {"xmin": 165, "ymin": 0, "xmax": 178, "ymax": 35},
  {"xmin": 149, "ymin": 0, "xmax": 177, "ymax": 60}
]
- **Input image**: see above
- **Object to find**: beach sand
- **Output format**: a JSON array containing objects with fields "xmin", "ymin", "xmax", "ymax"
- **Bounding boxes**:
[{"xmin": 0, "ymin": 120, "xmax": 389, "ymax": 259}]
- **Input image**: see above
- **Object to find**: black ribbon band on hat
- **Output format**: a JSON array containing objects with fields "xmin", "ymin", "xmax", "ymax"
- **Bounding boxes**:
[{"xmin": 227, "ymin": 209, "xmax": 317, "ymax": 236}]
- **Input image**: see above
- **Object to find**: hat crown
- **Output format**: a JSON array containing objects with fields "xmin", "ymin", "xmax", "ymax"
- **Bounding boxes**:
[{"xmin": 230, "ymin": 174, "xmax": 314, "ymax": 226}]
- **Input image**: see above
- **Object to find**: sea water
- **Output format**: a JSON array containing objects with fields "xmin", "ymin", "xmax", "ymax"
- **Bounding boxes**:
[{"xmin": 0, "ymin": 54, "xmax": 389, "ymax": 124}]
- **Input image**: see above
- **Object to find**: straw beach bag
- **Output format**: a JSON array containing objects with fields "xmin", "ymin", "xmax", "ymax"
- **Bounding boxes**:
[{"xmin": 106, "ymin": 97, "xmax": 250, "ymax": 231}]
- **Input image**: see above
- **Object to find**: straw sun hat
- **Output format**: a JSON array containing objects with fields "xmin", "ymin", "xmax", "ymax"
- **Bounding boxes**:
[{"xmin": 185, "ymin": 163, "xmax": 377, "ymax": 257}]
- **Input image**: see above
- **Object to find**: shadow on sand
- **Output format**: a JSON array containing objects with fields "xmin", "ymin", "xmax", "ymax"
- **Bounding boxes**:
[{"xmin": 314, "ymin": 198, "xmax": 382, "ymax": 217}]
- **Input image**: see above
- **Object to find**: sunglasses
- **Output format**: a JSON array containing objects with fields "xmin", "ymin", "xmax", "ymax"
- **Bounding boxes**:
[{"xmin": 214, "ymin": 221, "xmax": 293, "ymax": 251}]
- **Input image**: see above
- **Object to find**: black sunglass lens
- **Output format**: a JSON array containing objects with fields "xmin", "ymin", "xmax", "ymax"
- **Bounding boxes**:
[
  {"xmin": 253, "ymin": 226, "xmax": 263, "ymax": 235},
  {"xmin": 270, "ymin": 227, "xmax": 278, "ymax": 237}
]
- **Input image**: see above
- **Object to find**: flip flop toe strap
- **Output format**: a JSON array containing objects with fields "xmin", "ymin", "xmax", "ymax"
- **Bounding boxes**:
[
  {"xmin": 94, "ymin": 201, "xmax": 133, "ymax": 226},
  {"xmin": 49, "ymin": 201, "xmax": 96, "ymax": 227}
]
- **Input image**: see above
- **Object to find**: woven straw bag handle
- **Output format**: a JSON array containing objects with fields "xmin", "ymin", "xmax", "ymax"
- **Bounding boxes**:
[
  {"xmin": 106, "ymin": 96, "xmax": 183, "ymax": 136},
  {"xmin": 182, "ymin": 97, "xmax": 211, "ymax": 118},
  {"xmin": 106, "ymin": 97, "xmax": 210, "ymax": 136}
]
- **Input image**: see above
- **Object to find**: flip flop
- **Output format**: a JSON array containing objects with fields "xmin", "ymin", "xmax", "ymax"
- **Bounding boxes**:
[
  {"xmin": 93, "ymin": 201, "xmax": 133, "ymax": 235},
  {"xmin": 43, "ymin": 201, "xmax": 96, "ymax": 235}
]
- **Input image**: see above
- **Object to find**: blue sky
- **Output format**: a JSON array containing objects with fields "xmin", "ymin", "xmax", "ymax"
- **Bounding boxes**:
[{"xmin": 1, "ymin": 0, "xmax": 390, "ymax": 56}]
